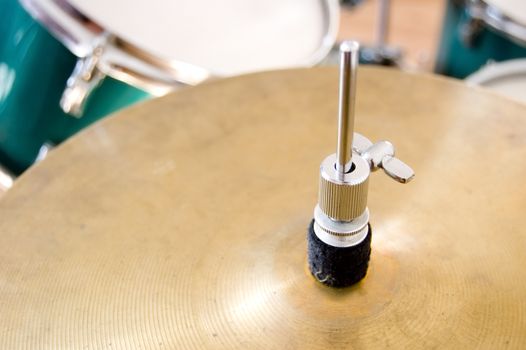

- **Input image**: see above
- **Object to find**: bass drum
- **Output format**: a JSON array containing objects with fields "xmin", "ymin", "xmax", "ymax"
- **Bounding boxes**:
[
  {"xmin": 435, "ymin": 0, "xmax": 526, "ymax": 79},
  {"xmin": 0, "ymin": 0, "xmax": 339, "ymax": 174}
]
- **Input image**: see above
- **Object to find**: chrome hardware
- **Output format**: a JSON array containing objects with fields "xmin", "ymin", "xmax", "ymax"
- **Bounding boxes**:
[
  {"xmin": 0, "ymin": 163, "xmax": 14, "ymax": 192},
  {"xmin": 35, "ymin": 142, "xmax": 55, "ymax": 163},
  {"xmin": 336, "ymin": 41, "xmax": 360, "ymax": 175},
  {"xmin": 352, "ymin": 132, "xmax": 373, "ymax": 154},
  {"xmin": 376, "ymin": 0, "xmax": 390, "ymax": 49},
  {"xmin": 314, "ymin": 206, "xmax": 369, "ymax": 247},
  {"xmin": 359, "ymin": 0, "xmax": 402, "ymax": 66},
  {"xmin": 60, "ymin": 35, "xmax": 108, "ymax": 117},
  {"xmin": 314, "ymin": 41, "xmax": 370, "ymax": 248},
  {"xmin": 314, "ymin": 40, "xmax": 414, "ymax": 248},
  {"xmin": 463, "ymin": 0, "xmax": 526, "ymax": 47},
  {"xmin": 353, "ymin": 136, "xmax": 415, "ymax": 184},
  {"xmin": 382, "ymin": 156, "xmax": 415, "ymax": 183}
]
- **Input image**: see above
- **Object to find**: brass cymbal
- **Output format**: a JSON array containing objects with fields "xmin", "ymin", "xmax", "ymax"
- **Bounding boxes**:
[{"xmin": 1, "ymin": 67, "xmax": 526, "ymax": 348}]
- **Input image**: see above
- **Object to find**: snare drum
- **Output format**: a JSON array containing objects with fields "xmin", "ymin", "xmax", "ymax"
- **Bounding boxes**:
[
  {"xmin": 435, "ymin": 0, "xmax": 526, "ymax": 79},
  {"xmin": 0, "ymin": 0, "xmax": 339, "ymax": 174}
]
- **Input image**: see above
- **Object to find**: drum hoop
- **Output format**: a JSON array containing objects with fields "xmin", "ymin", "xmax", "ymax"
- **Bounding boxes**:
[
  {"xmin": 468, "ymin": 1, "xmax": 526, "ymax": 46},
  {"xmin": 18, "ymin": 0, "xmax": 339, "ymax": 94},
  {"xmin": 466, "ymin": 58, "xmax": 526, "ymax": 85},
  {"xmin": 18, "ymin": 0, "xmax": 211, "ymax": 94}
]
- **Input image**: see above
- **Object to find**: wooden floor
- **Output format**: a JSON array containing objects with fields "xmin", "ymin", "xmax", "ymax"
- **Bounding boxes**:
[{"xmin": 338, "ymin": 0, "xmax": 445, "ymax": 71}]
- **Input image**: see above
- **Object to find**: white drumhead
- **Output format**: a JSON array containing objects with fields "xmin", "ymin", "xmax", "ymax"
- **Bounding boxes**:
[
  {"xmin": 484, "ymin": 0, "xmax": 526, "ymax": 27},
  {"xmin": 467, "ymin": 59, "xmax": 526, "ymax": 105},
  {"xmin": 68, "ymin": 0, "xmax": 337, "ymax": 76}
]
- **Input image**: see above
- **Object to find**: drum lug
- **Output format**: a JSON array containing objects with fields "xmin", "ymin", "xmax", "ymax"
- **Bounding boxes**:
[
  {"xmin": 460, "ymin": 8, "xmax": 484, "ymax": 48},
  {"xmin": 60, "ymin": 42, "xmax": 107, "ymax": 118},
  {"xmin": 35, "ymin": 142, "xmax": 55, "ymax": 163}
]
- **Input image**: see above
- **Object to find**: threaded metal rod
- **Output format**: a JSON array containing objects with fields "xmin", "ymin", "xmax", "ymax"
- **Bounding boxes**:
[{"xmin": 336, "ymin": 41, "xmax": 360, "ymax": 176}]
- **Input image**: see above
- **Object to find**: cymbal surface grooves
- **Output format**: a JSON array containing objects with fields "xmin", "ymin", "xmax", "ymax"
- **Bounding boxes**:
[{"xmin": 0, "ymin": 67, "xmax": 525, "ymax": 348}]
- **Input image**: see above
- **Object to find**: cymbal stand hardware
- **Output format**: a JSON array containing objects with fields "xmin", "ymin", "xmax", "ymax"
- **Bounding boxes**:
[
  {"xmin": 359, "ymin": 0, "xmax": 402, "ymax": 66},
  {"xmin": 308, "ymin": 41, "xmax": 414, "ymax": 287}
]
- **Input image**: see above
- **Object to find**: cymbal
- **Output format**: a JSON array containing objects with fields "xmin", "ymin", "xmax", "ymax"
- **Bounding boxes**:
[{"xmin": 1, "ymin": 67, "xmax": 526, "ymax": 348}]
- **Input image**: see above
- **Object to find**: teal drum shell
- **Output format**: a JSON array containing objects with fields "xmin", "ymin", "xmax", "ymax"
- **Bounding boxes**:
[
  {"xmin": 435, "ymin": 0, "xmax": 526, "ymax": 79},
  {"xmin": 0, "ymin": 0, "xmax": 149, "ymax": 174}
]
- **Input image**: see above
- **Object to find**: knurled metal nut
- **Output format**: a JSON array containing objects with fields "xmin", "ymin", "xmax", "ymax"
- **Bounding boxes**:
[{"xmin": 318, "ymin": 154, "xmax": 370, "ymax": 221}]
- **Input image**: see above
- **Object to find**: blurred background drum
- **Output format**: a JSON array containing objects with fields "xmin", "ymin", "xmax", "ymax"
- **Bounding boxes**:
[
  {"xmin": 435, "ymin": 0, "xmax": 526, "ymax": 79},
  {"xmin": 467, "ymin": 58, "xmax": 526, "ymax": 104},
  {"xmin": 0, "ymin": 0, "xmax": 338, "ymax": 174}
]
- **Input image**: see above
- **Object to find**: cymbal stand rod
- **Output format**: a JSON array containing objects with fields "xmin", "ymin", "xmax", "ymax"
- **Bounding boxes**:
[
  {"xmin": 336, "ymin": 41, "xmax": 360, "ymax": 176},
  {"xmin": 309, "ymin": 39, "xmax": 414, "ymax": 288},
  {"xmin": 376, "ymin": 0, "xmax": 390, "ymax": 47}
]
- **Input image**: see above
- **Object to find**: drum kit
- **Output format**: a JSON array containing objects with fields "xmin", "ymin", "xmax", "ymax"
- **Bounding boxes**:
[
  {"xmin": 0, "ymin": 0, "xmax": 338, "ymax": 173},
  {"xmin": 1, "ymin": 0, "xmax": 526, "ymax": 349},
  {"xmin": 436, "ymin": 0, "xmax": 526, "ymax": 78},
  {"xmin": 434, "ymin": 0, "xmax": 526, "ymax": 104}
]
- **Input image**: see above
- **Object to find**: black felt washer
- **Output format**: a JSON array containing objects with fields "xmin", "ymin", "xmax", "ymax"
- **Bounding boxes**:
[{"xmin": 307, "ymin": 219, "xmax": 372, "ymax": 288}]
